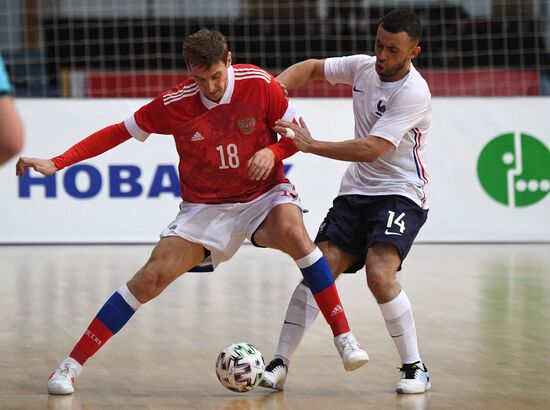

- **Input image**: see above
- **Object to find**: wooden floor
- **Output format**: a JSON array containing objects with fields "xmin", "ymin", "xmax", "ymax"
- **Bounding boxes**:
[{"xmin": 0, "ymin": 244, "xmax": 549, "ymax": 409}]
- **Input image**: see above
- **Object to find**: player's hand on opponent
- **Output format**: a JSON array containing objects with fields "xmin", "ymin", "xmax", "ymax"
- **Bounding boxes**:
[
  {"xmin": 16, "ymin": 157, "xmax": 58, "ymax": 176},
  {"xmin": 274, "ymin": 117, "xmax": 315, "ymax": 153},
  {"xmin": 248, "ymin": 148, "xmax": 275, "ymax": 181}
]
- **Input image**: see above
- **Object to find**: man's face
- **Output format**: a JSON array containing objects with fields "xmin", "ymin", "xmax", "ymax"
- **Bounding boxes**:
[
  {"xmin": 374, "ymin": 26, "xmax": 420, "ymax": 82},
  {"xmin": 189, "ymin": 54, "xmax": 231, "ymax": 102}
]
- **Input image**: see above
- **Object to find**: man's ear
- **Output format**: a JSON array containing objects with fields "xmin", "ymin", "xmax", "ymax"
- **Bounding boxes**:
[
  {"xmin": 411, "ymin": 45, "xmax": 421, "ymax": 60},
  {"xmin": 227, "ymin": 51, "xmax": 233, "ymax": 66}
]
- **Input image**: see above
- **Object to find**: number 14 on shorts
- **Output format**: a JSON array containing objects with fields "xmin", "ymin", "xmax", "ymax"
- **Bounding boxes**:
[{"xmin": 385, "ymin": 211, "xmax": 406, "ymax": 235}]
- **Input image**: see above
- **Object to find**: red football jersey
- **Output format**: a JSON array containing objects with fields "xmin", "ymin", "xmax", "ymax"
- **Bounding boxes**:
[{"xmin": 127, "ymin": 64, "xmax": 295, "ymax": 204}]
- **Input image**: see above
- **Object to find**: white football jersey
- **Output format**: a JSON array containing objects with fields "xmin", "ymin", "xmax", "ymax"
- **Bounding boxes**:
[{"xmin": 325, "ymin": 55, "xmax": 431, "ymax": 209}]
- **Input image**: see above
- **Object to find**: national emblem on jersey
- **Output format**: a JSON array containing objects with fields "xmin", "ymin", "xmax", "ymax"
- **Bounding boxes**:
[
  {"xmin": 375, "ymin": 99, "xmax": 387, "ymax": 116},
  {"xmin": 236, "ymin": 117, "xmax": 256, "ymax": 135}
]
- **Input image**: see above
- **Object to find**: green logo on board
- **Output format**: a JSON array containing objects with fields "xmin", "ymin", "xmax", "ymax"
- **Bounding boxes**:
[{"xmin": 477, "ymin": 132, "xmax": 550, "ymax": 207}]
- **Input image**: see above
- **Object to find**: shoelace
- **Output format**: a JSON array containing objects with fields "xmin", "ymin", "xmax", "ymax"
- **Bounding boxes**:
[
  {"xmin": 57, "ymin": 366, "xmax": 76, "ymax": 380},
  {"xmin": 265, "ymin": 359, "xmax": 287, "ymax": 373},
  {"xmin": 399, "ymin": 364, "xmax": 420, "ymax": 379},
  {"xmin": 341, "ymin": 337, "xmax": 358, "ymax": 353}
]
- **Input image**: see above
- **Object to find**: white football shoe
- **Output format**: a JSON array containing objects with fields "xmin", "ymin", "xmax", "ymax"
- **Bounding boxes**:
[
  {"xmin": 259, "ymin": 358, "xmax": 288, "ymax": 391},
  {"xmin": 334, "ymin": 332, "xmax": 369, "ymax": 371},
  {"xmin": 396, "ymin": 362, "xmax": 431, "ymax": 394},
  {"xmin": 47, "ymin": 358, "xmax": 82, "ymax": 395}
]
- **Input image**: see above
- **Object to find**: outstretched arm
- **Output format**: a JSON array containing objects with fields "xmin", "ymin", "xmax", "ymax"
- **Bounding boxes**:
[
  {"xmin": 16, "ymin": 122, "xmax": 131, "ymax": 176},
  {"xmin": 277, "ymin": 59, "xmax": 326, "ymax": 90},
  {"xmin": 274, "ymin": 117, "xmax": 393, "ymax": 163}
]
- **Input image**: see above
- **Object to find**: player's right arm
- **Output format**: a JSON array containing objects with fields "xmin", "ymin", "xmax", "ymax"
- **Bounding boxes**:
[
  {"xmin": 16, "ymin": 91, "xmax": 173, "ymax": 177},
  {"xmin": 16, "ymin": 122, "xmax": 131, "ymax": 176},
  {"xmin": 276, "ymin": 59, "xmax": 326, "ymax": 91}
]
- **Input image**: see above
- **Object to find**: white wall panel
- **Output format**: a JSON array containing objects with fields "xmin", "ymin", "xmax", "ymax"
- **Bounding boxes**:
[{"xmin": 1, "ymin": 97, "xmax": 548, "ymax": 243}]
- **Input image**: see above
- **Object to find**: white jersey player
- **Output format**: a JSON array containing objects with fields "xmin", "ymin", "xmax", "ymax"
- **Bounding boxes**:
[
  {"xmin": 263, "ymin": 9, "xmax": 432, "ymax": 394},
  {"xmin": 325, "ymin": 54, "xmax": 430, "ymax": 209}
]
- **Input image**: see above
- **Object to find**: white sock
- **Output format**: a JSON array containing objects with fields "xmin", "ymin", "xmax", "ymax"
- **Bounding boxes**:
[
  {"xmin": 378, "ymin": 289, "xmax": 422, "ymax": 365},
  {"xmin": 274, "ymin": 283, "xmax": 319, "ymax": 365}
]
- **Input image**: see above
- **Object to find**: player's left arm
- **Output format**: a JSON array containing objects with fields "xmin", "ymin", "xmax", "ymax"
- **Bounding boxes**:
[
  {"xmin": 273, "ymin": 117, "xmax": 393, "ymax": 162},
  {"xmin": 274, "ymin": 87, "xmax": 430, "ymax": 163}
]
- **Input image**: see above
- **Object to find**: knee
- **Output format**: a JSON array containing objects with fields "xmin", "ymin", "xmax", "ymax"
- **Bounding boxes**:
[
  {"xmin": 128, "ymin": 267, "xmax": 165, "ymax": 303},
  {"xmin": 366, "ymin": 270, "xmax": 383, "ymax": 293},
  {"xmin": 271, "ymin": 219, "xmax": 295, "ymax": 238},
  {"xmin": 366, "ymin": 269, "xmax": 395, "ymax": 301},
  {"xmin": 281, "ymin": 226, "xmax": 314, "ymax": 257},
  {"xmin": 270, "ymin": 221, "xmax": 312, "ymax": 253}
]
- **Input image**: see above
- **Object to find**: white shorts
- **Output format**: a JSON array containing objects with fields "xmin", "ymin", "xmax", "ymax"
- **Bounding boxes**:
[{"xmin": 160, "ymin": 183, "xmax": 302, "ymax": 268}]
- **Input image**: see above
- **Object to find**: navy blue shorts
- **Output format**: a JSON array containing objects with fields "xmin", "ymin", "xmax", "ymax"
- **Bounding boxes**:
[{"xmin": 315, "ymin": 195, "xmax": 428, "ymax": 273}]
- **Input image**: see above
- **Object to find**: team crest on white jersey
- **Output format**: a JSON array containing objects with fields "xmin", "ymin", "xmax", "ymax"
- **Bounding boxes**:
[
  {"xmin": 375, "ymin": 99, "xmax": 387, "ymax": 116},
  {"xmin": 237, "ymin": 117, "xmax": 256, "ymax": 135},
  {"xmin": 191, "ymin": 131, "xmax": 204, "ymax": 141}
]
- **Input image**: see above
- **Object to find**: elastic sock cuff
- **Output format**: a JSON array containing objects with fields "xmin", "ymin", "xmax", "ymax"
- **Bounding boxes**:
[
  {"xmin": 295, "ymin": 247, "xmax": 323, "ymax": 269},
  {"xmin": 378, "ymin": 289, "xmax": 411, "ymax": 320},
  {"xmin": 117, "ymin": 283, "xmax": 142, "ymax": 310}
]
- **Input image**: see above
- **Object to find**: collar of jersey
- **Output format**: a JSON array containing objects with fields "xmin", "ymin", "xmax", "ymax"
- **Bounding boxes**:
[{"xmin": 200, "ymin": 65, "xmax": 235, "ymax": 110}]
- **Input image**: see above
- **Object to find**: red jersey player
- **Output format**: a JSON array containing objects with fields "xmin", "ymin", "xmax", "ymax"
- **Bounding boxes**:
[{"xmin": 16, "ymin": 28, "xmax": 368, "ymax": 395}]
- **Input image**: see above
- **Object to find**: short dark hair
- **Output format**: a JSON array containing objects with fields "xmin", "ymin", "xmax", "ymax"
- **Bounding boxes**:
[
  {"xmin": 380, "ymin": 9, "xmax": 422, "ymax": 44},
  {"xmin": 182, "ymin": 28, "xmax": 229, "ymax": 68}
]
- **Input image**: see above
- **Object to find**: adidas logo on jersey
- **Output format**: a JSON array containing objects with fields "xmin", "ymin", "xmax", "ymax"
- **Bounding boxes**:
[
  {"xmin": 191, "ymin": 131, "xmax": 204, "ymax": 141},
  {"xmin": 330, "ymin": 304, "xmax": 344, "ymax": 317}
]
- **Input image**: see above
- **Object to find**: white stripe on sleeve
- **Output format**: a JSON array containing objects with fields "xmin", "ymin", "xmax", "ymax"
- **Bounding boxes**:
[
  {"xmin": 124, "ymin": 115, "xmax": 150, "ymax": 142},
  {"xmin": 281, "ymin": 101, "xmax": 298, "ymax": 123}
]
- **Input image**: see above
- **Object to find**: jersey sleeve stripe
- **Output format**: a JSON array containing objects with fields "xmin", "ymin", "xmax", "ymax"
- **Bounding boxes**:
[
  {"xmin": 234, "ymin": 67, "xmax": 267, "ymax": 71},
  {"xmin": 281, "ymin": 102, "xmax": 298, "ymax": 123},
  {"xmin": 163, "ymin": 86, "xmax": 199, "ymax": 101},
  {"xmin": 124, "ymin": 115, "xmax": 150, "ymax": 142},
  {"xmin": 234, "ymin": 68, "xmax": 271, "ymax": 81},
  {"xmin": 163, "ymin": 83, "xmax": 198, "ymax": 98},
  {"xmin": 234, "ymin": 67, "xmax": 271, "ymax": 77},
  {"xmin": 163, "ymin": 88, "xmax": 200, "ymax": 105},
  {"xmin": 412, "ymin": 128, "xmax": 428, "ymax": 183},
  {"xmin": 163, "ymin": 84, "xmax": 199, "ymax": 102},
  {"xmin": 234, "ymin": 74, "xmax": 271, "ymax": 83},
  {"xmin": 234, "ymin": 70, "xmax": 270, "ymax": 79}
]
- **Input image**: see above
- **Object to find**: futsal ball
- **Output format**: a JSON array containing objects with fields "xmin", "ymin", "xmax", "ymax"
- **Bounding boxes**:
[{"xmin": 215, "ymin": 342, "xmax": 265, "ymax": 393}]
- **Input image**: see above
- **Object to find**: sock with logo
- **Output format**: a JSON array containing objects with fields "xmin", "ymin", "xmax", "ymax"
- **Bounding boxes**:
[
  {"xmin": 274, "ymin": 282, "xmax": 320, "ymax": 363},
  {"xmin": 296, "ymin": 248, "xmax": 349, "ymax": 337},
  {"xmin": 68, "ymin": 283, "xmax": 142, "ymax": 366},
  {"xmin": 379, "ymin": 289, "xmax": 422, "ymax": 365}
]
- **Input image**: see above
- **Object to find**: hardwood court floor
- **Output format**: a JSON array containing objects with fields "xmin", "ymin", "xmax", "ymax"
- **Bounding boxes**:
[{"xmin": 0, "ymin": 244, "xmax": 549, "ymax": 409}]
